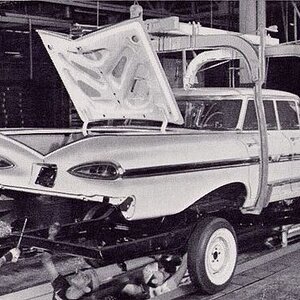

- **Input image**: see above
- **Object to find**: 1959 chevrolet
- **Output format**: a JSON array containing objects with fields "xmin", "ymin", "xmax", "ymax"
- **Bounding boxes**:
[{"xmin": 1, "ymin": 18, "xmax": 300, "ymax": 294}]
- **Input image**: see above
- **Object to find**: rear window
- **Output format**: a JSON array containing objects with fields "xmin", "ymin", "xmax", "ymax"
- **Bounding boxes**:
[
  {"xmin": 277, "ymin": 100, "xmax": 299, "ymax": 130},
  {"xmin": 176, "ymin": 99, "xmax": 242, "ymax": 130}
]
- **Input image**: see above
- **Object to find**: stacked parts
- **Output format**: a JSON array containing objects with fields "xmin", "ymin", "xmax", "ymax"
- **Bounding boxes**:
[{"xmin": 0, "ymin": 83, "xmax": 36, "ymax": 128}]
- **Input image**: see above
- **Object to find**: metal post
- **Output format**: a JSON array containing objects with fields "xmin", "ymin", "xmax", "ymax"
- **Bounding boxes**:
[
  {"xmin": 294, "ymin": 6, "xmax": 298, "ymax": 41},
  {"xmin": 286, "ymin": 1, "xmax": 289, "ymax": 42},
  {"xmin": 281, "ymin": 225, "xmax": 289, "ymax": 247},
  {"xmin": 29, "ymin": 18, "xmax": 33, "ymax": 80},
  {"xmin": 210, "ymin": 0, "xmax": 213, "ymax": 28},
  {"xmin": 96, "ymin": 0, "xmax": 99, "ymax": 27},
  {"xmin": 292, "ymin": 1, "xmax": 300, "ymax": 41},
  {"xmin": 239, "ymin": 0, "xmax": 256, "ymax": 84},
  {"xmin": 182, "ymin": 50, "xmax": 187, "ymax": 86},
  {"xmin": 250, "ymin": 0, "xmax": 269, "ymax": 214},
  {"xmin": 258, "ymin": 0, "xmax": 266, "ymax": 83},
  {"xmin": 292, "ymin": 1, "xmax": 300, "ymax": 19},
  {"xmin": 281, "ymin": 1, "xmax": 288, "ymax": 42}
]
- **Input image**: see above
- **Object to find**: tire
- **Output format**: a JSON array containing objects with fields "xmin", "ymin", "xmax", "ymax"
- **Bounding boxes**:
[{"xmin": 188, "ymin": 217, "xmax": 237, "ymax": 294}]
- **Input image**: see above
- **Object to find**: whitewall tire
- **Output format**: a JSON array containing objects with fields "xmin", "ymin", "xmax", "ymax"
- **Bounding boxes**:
[{"xmin": 188, "ymin": 217, "xmax": 237, "ymax": 294}]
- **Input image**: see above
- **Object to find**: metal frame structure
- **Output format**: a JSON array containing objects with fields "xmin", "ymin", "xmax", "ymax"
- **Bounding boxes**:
[
  {"xmin": 1, "ymin": 206, "xmax": 197, "ymax": 265},
  {"xmin": 147, "ymin": 16, "xmax": 268, "ymax": 214}
]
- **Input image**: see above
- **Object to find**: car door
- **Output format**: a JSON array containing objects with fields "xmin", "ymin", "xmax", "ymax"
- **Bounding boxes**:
[
  {"xmin": 241, "ymin": 98, "xmax": 292, "ymax": 203},
  {"xmin": 276, "ymin": 99, "xmax": 300, "ymax": 196}
]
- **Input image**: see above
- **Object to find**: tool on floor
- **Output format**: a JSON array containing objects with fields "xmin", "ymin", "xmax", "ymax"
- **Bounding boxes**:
[
  {"xmin": 17, "ymin": 217, "xmax": 28, "ymax": 248},
  {"xmin": 0, "ymin": 218, "xmax": 28, "ymax": 268}
]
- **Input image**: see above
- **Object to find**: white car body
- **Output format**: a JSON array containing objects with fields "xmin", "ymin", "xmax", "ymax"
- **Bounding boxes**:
[
  {"xmin": 0, "ymin": 19, "xmax": 299, "ymax": 221},
  {"xmin": 0, "ymin": 87, "xmax": 299, "ymax": 221}
]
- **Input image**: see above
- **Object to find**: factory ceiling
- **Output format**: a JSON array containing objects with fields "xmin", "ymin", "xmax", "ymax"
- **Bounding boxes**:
[{"xmin": 0, "ymin": 1, "xmax": 239, "ymax": 31}]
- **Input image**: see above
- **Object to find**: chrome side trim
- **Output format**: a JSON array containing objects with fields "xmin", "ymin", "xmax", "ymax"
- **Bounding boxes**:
[
  {"xmin": 123, "ymin": 157, "xmax": 259, "ymax": 178},
  {"xmin": 66, "ymin": 152, "xmax": 298, "ymax": 181},
  {"xmin": 269, "ymin": 179, "xmax": 291, "ymax": 187},
  {"xmin": 122, "ymin": 153, "xmax": 297, "ymax": 179},
  {"xmin": 289, "ymin": 177, "xmax": 300, "ymax": 184}
]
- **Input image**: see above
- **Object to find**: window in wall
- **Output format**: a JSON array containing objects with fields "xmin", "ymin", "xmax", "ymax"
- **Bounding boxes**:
[
  {"xmin": 243, "ymin": 100, "xmax": 277, "ymax": 130},
  {"xmin": 277, "ymin": 100, "xmax": 299, "ymax": 130}
]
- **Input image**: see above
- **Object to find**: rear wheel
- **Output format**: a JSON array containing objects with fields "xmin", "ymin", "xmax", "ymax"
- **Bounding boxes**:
[{"xmin": 188, "ymin": 217, "xmax": 237, "ymax": 294}]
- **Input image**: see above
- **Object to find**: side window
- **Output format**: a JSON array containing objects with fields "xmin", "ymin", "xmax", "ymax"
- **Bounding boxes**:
[
  {"xmin": 177, "ymin": 101, "xmax": 201, "ymax": 128},
  {"xmin": 243, "ymin": 100, "xmax": 277, "ymax": 130},
  {"xmin": 177, "ymin": 99, "xmax": 241, "ymax": 130},
  {"xmin": 277, "ymin": 100, "xmax": 299, "ymax": 130}
]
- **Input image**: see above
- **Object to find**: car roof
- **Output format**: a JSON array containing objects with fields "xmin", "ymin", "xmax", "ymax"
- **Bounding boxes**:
[{"xmin": 173, "ymin": 87, "xmax": 299, "ymax": 99}]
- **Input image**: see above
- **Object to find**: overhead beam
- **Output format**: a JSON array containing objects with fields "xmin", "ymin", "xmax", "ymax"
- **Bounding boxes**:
[
  {"xmin": 0, "ymin": 13, "xmax": 72, "ymax": 29},
  {"xmin": 266, "ymin": 44, "xmax": 300, "ymax": 57}
]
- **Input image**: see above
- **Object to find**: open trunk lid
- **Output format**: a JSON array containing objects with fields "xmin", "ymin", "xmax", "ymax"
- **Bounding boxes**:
[{"xmin": 37, "ymin": 19, "xmax": 183, "ymax": 125}]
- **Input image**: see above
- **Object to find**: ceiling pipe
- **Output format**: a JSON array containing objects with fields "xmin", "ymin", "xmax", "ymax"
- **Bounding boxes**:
[{"xmin": 183, "ymin": 49, "xmax": 237, "ymax": 89}]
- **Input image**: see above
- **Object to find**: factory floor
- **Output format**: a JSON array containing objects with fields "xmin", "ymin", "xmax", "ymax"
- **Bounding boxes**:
[
  {"xmin": 0, "ymin": 254, "xmax": 88, "ymax": 298},
  {"xmin": 165, "ymin": 242, "xmax": 300, "ymax": 300},
  {"xmin": 1, "ymin": 242, "xmax": 300, "ymax": 300},
  {"xmin": 1, "ymin": 196, "xmax": 300, "ymax": 300}
]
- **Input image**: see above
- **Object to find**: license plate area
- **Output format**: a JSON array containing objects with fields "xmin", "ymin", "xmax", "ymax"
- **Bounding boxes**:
[{"xmin": 35, "ymin": 164, "xmax": 57, "ymax": 188}]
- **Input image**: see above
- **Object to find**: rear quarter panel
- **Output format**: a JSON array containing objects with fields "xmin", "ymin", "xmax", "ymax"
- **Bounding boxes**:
[
  {"xmin": 0, "ymin": 134, "xmax": 43, "ymax": 188},
  {"xmin": 40, "ymin": 132, "xmax": 250, "ymax": 220}
]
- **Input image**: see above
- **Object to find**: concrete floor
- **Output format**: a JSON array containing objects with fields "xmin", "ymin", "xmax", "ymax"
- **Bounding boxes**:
[
  {"xmin": 217, "ymin": 262, "xmax": 300, "ymax": 300},
  {"xmin": 1, "ymin": 243, "xmax": 300, "ymax": 300},
  {"xmin": 0, "ymin": 254, "xmax": 88, "ymax": 297},
  {"xmin": 170, "ymin": 243, "xmax": 300, "ymax": 300}
]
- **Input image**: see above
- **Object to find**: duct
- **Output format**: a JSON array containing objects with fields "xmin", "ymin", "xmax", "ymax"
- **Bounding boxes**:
[
  {"xmin": 183, "ymin": 49, "xmax": 238, "ymax": 89},
  {"xmin": 153, "ymin": 34, "xmax": 260, "ymax": 83}
]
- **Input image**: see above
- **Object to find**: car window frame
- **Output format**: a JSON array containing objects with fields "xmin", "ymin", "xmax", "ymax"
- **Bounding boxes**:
[
  {"xmin": 242, "ymin": 98, "xmax": 278, "ymax": 131},
  {"xmin": 275, "ymin": 99, "xmax": 300, "ymax": 131},
  {"xmin": 176, "ymin": 98, "xmax": 243, "ymax": 131}
]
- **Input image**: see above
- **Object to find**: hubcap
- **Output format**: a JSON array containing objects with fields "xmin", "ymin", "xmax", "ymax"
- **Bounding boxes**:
[
  {"xmin": 204, "ymin": 228, "xmax": 237, "ymax": 285},
  {"xmin": 210, "ymin": 242, "xmax": 225, "ymax": 272}
]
